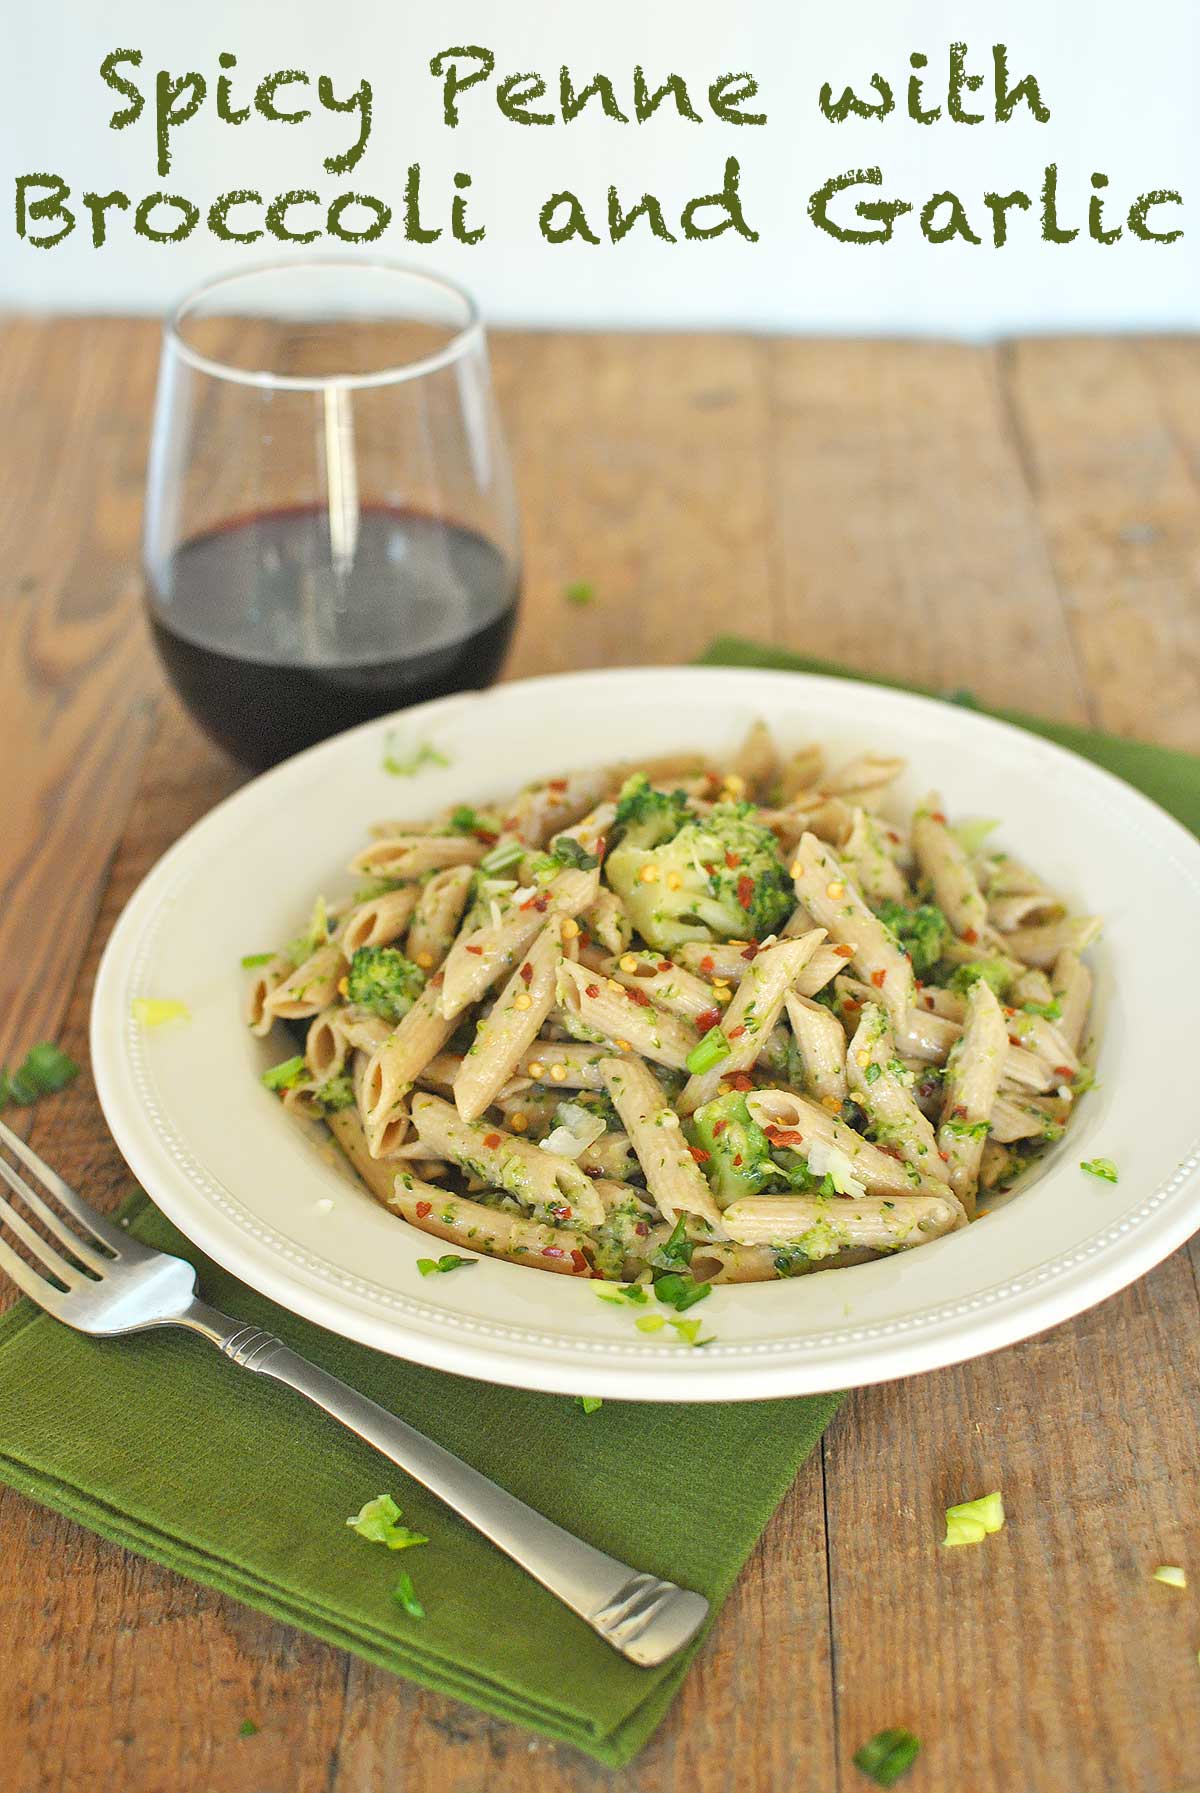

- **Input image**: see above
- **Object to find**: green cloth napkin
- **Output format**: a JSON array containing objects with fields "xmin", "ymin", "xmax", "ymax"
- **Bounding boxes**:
[{"xmin": 0, "ymin": 636, "xmax": 1195, "ymax": 1768}]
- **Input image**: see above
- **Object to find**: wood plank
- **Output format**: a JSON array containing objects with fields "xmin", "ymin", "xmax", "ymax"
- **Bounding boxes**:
[
  {"xmin": 0, "ymin": 318, "xmax": 162, "ymax": 1068},
  {"xmin": 1003, "ymin": 338, "xmax": 1200, "ymax": 751},
  {"xmin": 768, "ymin": 340, "xmax": 1092, "ymax": 721}
]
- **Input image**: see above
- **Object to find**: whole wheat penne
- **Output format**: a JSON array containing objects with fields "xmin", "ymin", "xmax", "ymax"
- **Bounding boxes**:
[
  {"xmin": 1051, "ymin": 948, "xmax": 1093, "ymax": 1054},
  {"xmin": 350, "ymin": 834, "xmax": 485, "ymax": 880},
  {"xmin": 439, "ymin": 867, "xmax": 599, "ymax": 1019},
  {"xmin": 679, "ymin": 931, "xmax": 825, "ymax": 1114},
  {"xmin": 728, "ymin": 720, "xmax": 780, "ymax": 798},
  {"xmin": 821, "ymin": 751, "xmax": 905, "ymax": 805},
  {"xmin": 263, "ymin": 941, "xmax": 347, "ymax": 1021},
  {"xmin": 361, "ymin": 981, "xmax": 458, "ymax": 1138},
  {"xmin": 790, "ymin": 833, "xmax": 913, "ymax": 1026},
  {"xmin": 556, "ymin": 958, "xmax": 700, "ymax": 1071},
  {"xmin": 339, "ymin": 886, "xmax": 421, "ymax": 954},
  {"xmin": 988, "ymin": 890, "xmax": 1066, "ymax": 933},
  {"xmin": 721, "ymin": 1191, "xmax": 960, "ymax": 1252},
  {"xmin": 406, "ymin": 865, "xmax": 474, "ymax": 971},
  {"xmin": 784, "ymin": 991, "xmax": 848, "ymax": 1106},
  {"xmin": 326, "ymin": 1107, "xmax": 407, "ymax": 1205},
  {"xmin": 504, "ymin": 768, "xmax": 610, "ymax": 846},
  {"xmin": 306, "ymin": 1006, "xmax": 349, "ymax": 1081},
  {"xmin": 453, "ymin": 922, "xmax": 562, "ymax": 1121},
  {"xmin": 845, "ymin": 1003, "xmax": 954, "ymax": 1201},
  {"xmin": 912, "ymin": 795, "xmax": 990, "ymax": 940},
  {"xmin": 745, "ymin": 1088, "xmax": 950, "ymax": 1199},
  {"xmin": 513, "ymin": 1040, "xmax": 609, "ymax": 1089},
  {"xmin": 388, "ymin": 1171, "xmax": 594, "ymax": 1276},
  {"xmin": 584, "ymin": 888, "xmax": 634, "ymax": 955},
  {"xmin": 598, "ymin": 1056, "xmax": 726, "ymax": 1234},
  {"xmin": 595, "ymin": 950, "xmax": 723, "ymax": 1023},
  {"xmin": 409, "ymin": 1091, "xmax": 605, "ymax": 1227},
  {"xmin": 939, "ymin": 980, "xmax": 1008, "ymax": 1215},
  {"xmin": 839, "ymin": 808, "xmax": 907, "ymax": 905},
  {"xmin": 1000, "ymin": 914, "xmax": 1102, "ymax": 969},
  {"xmin": 246, "ymin": 953, "xmax": 294, "ymax": 1035},
  {"xmin": 340, "ymin": 1010, "xmax": 394, "ymax": 1053}
]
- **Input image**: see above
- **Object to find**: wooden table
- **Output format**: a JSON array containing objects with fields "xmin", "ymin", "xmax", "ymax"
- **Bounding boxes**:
[{"xmin": 1, "ymin": 322, "xmax": 1198, "ymax": 1793}]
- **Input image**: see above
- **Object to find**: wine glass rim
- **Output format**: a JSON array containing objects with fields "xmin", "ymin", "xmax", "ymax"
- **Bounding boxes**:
[{"xmin": 163, "ymin": 258, "xmax": 485, "ymax": 390}]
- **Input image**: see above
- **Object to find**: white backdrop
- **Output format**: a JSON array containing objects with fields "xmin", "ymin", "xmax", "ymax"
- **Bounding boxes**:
[{"xmin": 5, "ymin": 0, "xmax": 1197, "ymax": 333}]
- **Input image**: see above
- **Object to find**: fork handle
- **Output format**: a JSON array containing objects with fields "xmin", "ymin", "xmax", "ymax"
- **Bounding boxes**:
[{"xmin": 180, "ymin": 1301, "xmax": 707, "ymax": 1667}]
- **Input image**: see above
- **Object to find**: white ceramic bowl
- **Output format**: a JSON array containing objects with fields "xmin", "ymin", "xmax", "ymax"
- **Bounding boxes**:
[{"xmin": 91, "ymin": 668, "xmax": 1200, "ymax": 1401}]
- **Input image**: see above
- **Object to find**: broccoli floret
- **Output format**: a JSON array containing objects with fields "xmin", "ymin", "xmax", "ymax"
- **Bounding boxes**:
[
  {"xmin": 948, "ymin": 957, "xmax": 1014, "ymax": 999},
  {"xmin": 346, "ymin": 946, "xmax": 426, "ymax": 1023},
  {"xmin": 690, "ymin": 1092, "xmax": 779, "ymax": 1207},
  {"xmin": 606, "ymin": 797, "xmax": 793, "ymax": 951},
  {"xmin": 611, "ymin": 773, "xmax": 692, "ymax": 851},
  {"xmin": 876, "ymin": 900, "xmax": 950, "ymax": 976}
]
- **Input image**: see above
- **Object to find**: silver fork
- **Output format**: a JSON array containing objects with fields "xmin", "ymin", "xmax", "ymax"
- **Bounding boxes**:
[{"xmin": 0, "ymin": 1117, "xmax": 708, "ymax": 1667}]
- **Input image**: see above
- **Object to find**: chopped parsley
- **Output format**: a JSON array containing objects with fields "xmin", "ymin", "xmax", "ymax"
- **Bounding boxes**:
[
  {"xmin": 1080, "ymin": 1157, "xmax": 1118, "ymax": 1183},
  {"xmin": 238, "ymin": 1719, "xmax": 259, "ymax": 1738},
  {"xmin": 575, "ymin": 1395, "xmax": 603, "ymax": 1413},
  {"xmin": 564, "ymin": 580, "xmax": 595, "ymax": 606},
  {"xmin": 383, "ymin": 737, "xmax": 450, "ymax": 777},
  {"xmin": 261, "ymin": 1055, "xmax": 308, "ymax": 1092},
  {"xmin": 417, "ymin": 1254, "xmax": 475, "ymax": 1276},
  {"xmin": 853, "ymin": 1727, "xmax": 921, "ymax": 1786},
  {"xmin": 346, "ymin": 1493, "xmax": 429, "ymax": 1550},
  {"xmin": 550, "ymin": 834, "xmax": 599, "ymax": 871},
  {"xmin": 240, "ymin": 952, "xmax": 274, "ymax": 968},
  {"xmin": 943, "ymin": 1118, "xmax": 990, "ymax": 1140},
  {"xmin": 653, "ymin": 1272, "xmax": 712, "ymax": 1313},
  {"xmin": 1020, "ymin": 998, "xmax": 1063, "ymax": 1020},
  {"xmin": 875, "ymin": 900, "xmax": 949, "ymax": 976},
  {"xmin": 864, "ymin": 1062, "xmax": 882, "ymax": 1086},
  {"xmin": 393, "ymin": 1572, "xmax": 426, "ymax": 1618},
  {"xmin": 311, "ymin": 1074, "xmax": 356, "ymax": 1114},
  {"xmin": 650, "ymin": 1215, "xmax": 694, "ymax": 1271},
  {"xmin": 0, "ymin": 1041, "xmax": 80, "ymax": 1108}
]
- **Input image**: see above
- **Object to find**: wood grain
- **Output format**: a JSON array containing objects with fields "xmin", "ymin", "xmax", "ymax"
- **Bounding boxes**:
[{"xmin": 0, "ymin": 321, "xmax": 1197, "ymax": 1793}]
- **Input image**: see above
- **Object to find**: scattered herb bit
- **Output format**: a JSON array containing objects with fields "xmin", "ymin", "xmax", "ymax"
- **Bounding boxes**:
[
  {"xmin": 0, "ymin": 1041, "xmax": 81, "ymax": 1109},
  {"xmin": 262, "ymin": 1055, "xmax": 308, "ymax": 1092},
  {"xmin": 346, "ymin": 1493, "xmax": 429, "ymax": 1551},
  {"xmin": 417, "ymin": 1254, "xmax": 475, "ymax": 1276},
  {"xmin": 311, "ymin": 1074, "xmax": 356, "ymax": 1114},
  {"xmin": 653, "ymin": 1272, "xmax": 712, "ymax": 1313},
  {"xmin": 479, "ymin": 839, "xmax": 525, "ymax": 876},
  {"xmin": 651, "ymin": 1215, "xmax": 694, "ymax": 1271},
  {"xmin": 669, "ymin": 1318, "xmax": 713, "ymax": 1347},
  {"xmin": 131, "ymin": 998, "xmax": 190, "ymax": 1028},
  {"xmin": 1154, "ymin": 1564, "xmax": 1187, "ymax": 1588},
  {"xmin": 596, "ymin": 1282, "xmax": 650, "ymax": 1306},
  {"xmin": 943, "ymin": 1118, "xmax": 990, "ymax": 1141},
  {"xmin": 685, "ymin": 1026, "xmax": 731, "ymax": 1077},
  {"xmin": 948, "ymin": 958, "xmax": 1014, "ymax": 999},
  {"xmin": 240, "ymin": 952, "xmax": 274, "ymax": 969},
  {"xmin": 853, "ymin": 1726, "xmax": 921, "ymax": 1786},
  {"xmin": 383, "ymin": 737, "xmax": 450, "ymax": 777},
  {"xmin": 564, "ymin": 580, "xmax": 595, "ymax": 607},
  {"xmin": 285, "ymin": 894, "xmax": 332, "ymax": 965},
  {"xmin": 238, "ymin": 1719, "xmax": 259, "ymax": 1738},
  {"xmin": 1021, "ymin": 998, "xmax": 1063, "ymax": 1020},
  {"xmin": 393, "ymin": 1572, "xmax": 426, "ymax": 1618},
  {"xmin": 575, "ymin": 1395, "xmax": 603, "ymax": 1413},
  {"xmin": 864, "ymin": 1062, "xmax": 882, "ymax": 1086},
  {"xmin": 951, "ymin": 817, "xmax": 999, "ymax": 857},
  {"xmin": 550, "ymin": 834, "xmax": 598, "ymax": 871},
  {"xmin": 1080, "ymin": 1157, "xmax": 1118, "ymax": 1183},
  {"xmin": 943, "ymin": 1490, "xmax": 1005, "ymax": 1548},
  {"xmin": 635, "ymin": 1313, "xmax": 667, "ymax": 1334},
  {"xmin": 946, "ymin": 686, "xmax": 981, "ymax": 709},
  {"xmin": 1072, "ymin": 1064, "xmax": 1099, "ymax": 1095}
]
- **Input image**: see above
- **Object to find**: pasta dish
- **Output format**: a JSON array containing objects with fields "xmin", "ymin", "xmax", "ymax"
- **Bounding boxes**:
[{"xmin": 245, "ymin": 726, "xmax": 1099, "ymax": 1287}]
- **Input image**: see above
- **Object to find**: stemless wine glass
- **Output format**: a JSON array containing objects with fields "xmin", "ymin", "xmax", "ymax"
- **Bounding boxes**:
[{"xmin": 143, "ymin": 260, "xmax": 521, "ymax": 771}]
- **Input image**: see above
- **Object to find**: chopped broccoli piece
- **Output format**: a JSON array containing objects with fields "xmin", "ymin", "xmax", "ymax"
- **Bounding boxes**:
[
  {"xmin": 948, "ymin": 957, "xmax": 1014, "ymax": 999},
  {"xmin": 346, "ymin": 946, "xmax": 426, "ymax": 1024},
  {"xmin": 311, "ymin": 1074, "xmax": 355, "ymax": 1113},
  {"xmin": 875, "ymin": 900, "xmax": 950, "ymax": 976},
  {"xmin": 689, "ymin": 1091, "xmax": 778, "ymax": 1206},
  {"xmin": 606, "ymin": 789, "xmax": 793, "ymax": 951}
]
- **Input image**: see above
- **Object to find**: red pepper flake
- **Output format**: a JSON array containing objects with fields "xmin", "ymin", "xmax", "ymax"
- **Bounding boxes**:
[
  {"xmin": 765, "ymin": 1123, "xmax": 806, "ymax": 1147},
  {"xmin": 871, "ymin": 968, "xmax": 887, "ymax": 988},
  {"xmin": 519, "ymin": 896, "xmax": 536, "ymax": 910},
  {"xmin": 740, "ymin": 943, "xmax": 759, "ymax": 961},
  {"xmin": 657, "ymin": 960, "xmax": 673, "ymax": 973},
  {"xmin": 736, "ymin": 873, "xmax": 754, "ymax": 910},
  {"xmin": 474, "ymin": 829, "xmax": 499, "ymax": 846},
  {"xmin": 923, "ymin": 993, "xmax": 935, "ymax": 1009},
  {"xmin": 1008, "ymin": 1035, "xmax": 1022, "ymax": 1048},
  {"xmin": 466, "ymin": 943, "xmax": 484, "ymax": 955},
  {"xmin": 725, "ymin": 850, "xmax": 741, "ymax": 869},
  {"xmin": 519, "ymin": 962, "xmax": 533, "ymax": 985},
  {"xmin": 593, "ymin": 837, "xmax": 607, "ymax": 859},
  {"xmin": 732, "ymin": 1153, "xmax": 743, "ymax": 1167},
  {"xmin": 711, "ymin": 1119, "xmax": 729, "ymax": 1138},
  {"xmin": 726, "ymin": 1071, "xmax": 754, "ymax": 1091},
  {"xmin": 483, "ymin": 1132, "xmax": 502, "ymax": 1148},
  {"xmin": 570, "ymin": 1249, "xmax": 589, "ymax": 1274},
  {"xmin": 626, "ymin": 986, "xmax": 652, "ymax": 1007},
  {"xmin": 699, "ymin": 955, "xmax": 716, "ymax": 975},
  {"xmin": 582, "ymin": 1164, "xmax": 603, "ymax": 1177},
  {"xmin": 1054, "ymin": 1065, "xmax": 1074, "ymax": 1079},
  {"xmin": 931, "ymin": 810, "xmax": 947, "ymax": 825},
  {"xmin": 689, "ymin": 1146, "xmax": 711, "ymax": 1163},
  {"xmin": 577, "ymin": 928, "xmax": 592, "ymax": 948},
  {"xmin": 952, "ymin": 1104, "xmax": 967, "ymax": 1120},
  {"xmin": 695, "ymin": 1007, "xmax": 722, "ymax": 1034},
  {"xmin": 962, "ymin": 927, "xmax": 979, "ymax": 945},
  {"xmin": 547, "ymin": 778, "xmax": 568, "ymax": 793},
  {"xmin": 879, "ymin": 1144, "xmax": 902, "ymax": 1161},
  {"xmin": 533, "ymin": 893, "xmax": 550, "ymax": 912},
  {"xmin": 939, "ymin": 1149, "xmax": 950, "ymax": 1161},
  {"xmin": 541, "ymin": 1246, "xmax": 566, "ymax": 1258},
  {"xmin": 549, "ymin": 1202, "xmax": 573, "ymax": 1222},
  {"xmin": 634, "ymin": 1221, "xmax": 649, "ymax": 1236},
  {"xmin": 585, "ymin": 983, "xmax": 601, "ymax": 999},
  {"xmin": 728, "ymin": 1023, "xmax": 747, "ymax": 1039},
  {"xmin": 834, "ymin": 943, "xmax": 855, "ymax": 958},
  {"xmin": 842, "ymin": 998, "xmax": 862, "ymax": 1014},
  {"xmin": 431, "ymin": 971, "xmax": 445, "ymax": 988},
  {"xmin": 415, "ymin": 1200, "xmax": 432, "ymax": 1218}
]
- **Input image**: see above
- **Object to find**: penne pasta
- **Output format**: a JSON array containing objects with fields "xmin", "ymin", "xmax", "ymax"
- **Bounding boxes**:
[
  {"xmin": 410, "ymin": 1091, "xmax": 606, "ymax": 1227},
  {"xmin": 938, "ymin": 980, "xmax": 1009, "ymax": 1217},
  {"xmin": 721, "ymin": 1191, "xmax": 960, "ymax": 1252},
  {"xmin": 598, "ymin": 1056, "xmax": 726, "ymax": 1234},
  {"xmin": 350, "ymin": 834, "xmax": 485, "ymax": 880},
  {"xmin": 339, "ymin": 886, "xmax": 420, "ymax": 954},
  {"xmin": 679, "ymin": 931, "xmax": 826, "ymax": 1113},
  {"xmin": 406, "ymin": 865, "xmax": 474, "ymax": 971},
  {"xmin": 784, "ymin": 992, "xmax": 848, "ymax": 1106},
  {"xmin": 555, "ymin": 958, "xmax": 700, "ymax": 1071},
  {"xmin": 453, "ymin": 922, "xmax": 562, "ymax": 1121},
  {"xmin": 790, "ymin": 833, "xmax": 914, "ymax": 1026},
  {"xmin": 439, "ymin": 867, "xmax": 599, "ymax": 1019}
]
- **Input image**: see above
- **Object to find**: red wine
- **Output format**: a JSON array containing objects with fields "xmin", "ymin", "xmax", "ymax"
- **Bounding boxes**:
[{"xmin": 146, "ymin": 505, "xmax": 519, "ymax": 770}]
